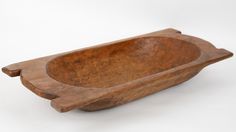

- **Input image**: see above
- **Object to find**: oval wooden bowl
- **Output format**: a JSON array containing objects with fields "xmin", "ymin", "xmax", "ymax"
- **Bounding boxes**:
[{"xmin": 2, "ymin": 28, "xmax": 233, "ymax": 112}]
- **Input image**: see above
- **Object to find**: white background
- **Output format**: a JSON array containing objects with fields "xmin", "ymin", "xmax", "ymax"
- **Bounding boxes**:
[{"xmin": 0, "ymin": 0, "xmax": 235, "ymax": 132}]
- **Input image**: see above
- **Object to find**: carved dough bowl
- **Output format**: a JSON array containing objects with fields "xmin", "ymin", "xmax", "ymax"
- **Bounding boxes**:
[{"xmin": 2, "ymin": 28, "xmax": 233, "ymax": 112}]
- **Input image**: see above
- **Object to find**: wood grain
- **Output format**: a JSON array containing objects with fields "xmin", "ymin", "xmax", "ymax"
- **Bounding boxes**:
[{"xmin": 2, "ymin": 28, "xmax": 233, "ymax": 112}]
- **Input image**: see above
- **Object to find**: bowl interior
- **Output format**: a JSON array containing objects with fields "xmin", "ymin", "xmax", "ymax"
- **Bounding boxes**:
[{"xmin": 47, "ymin": 37, "xmax": 200, "ymax": 88}]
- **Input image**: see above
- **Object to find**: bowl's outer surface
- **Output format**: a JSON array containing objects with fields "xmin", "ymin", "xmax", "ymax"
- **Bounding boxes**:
[{"xmin": 2, "ymin": 28, "xmax": 233, "ymax": 112}]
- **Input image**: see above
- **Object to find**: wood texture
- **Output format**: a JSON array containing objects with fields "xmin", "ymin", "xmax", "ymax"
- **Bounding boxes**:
[{"xmin": 2, "ymin": 28, "xmax": 233, "ymax": 112}]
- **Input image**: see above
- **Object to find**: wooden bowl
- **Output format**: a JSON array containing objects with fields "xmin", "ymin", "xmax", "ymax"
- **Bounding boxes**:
[{"xmin": 2, "ymin": 28, "xmax": 233, "ymax": 112}]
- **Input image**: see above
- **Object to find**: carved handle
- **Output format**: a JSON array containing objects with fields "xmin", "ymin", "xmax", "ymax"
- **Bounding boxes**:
[{"xmin": 204, "ymin": 48, "xmax": 233, "ymax": 66}]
